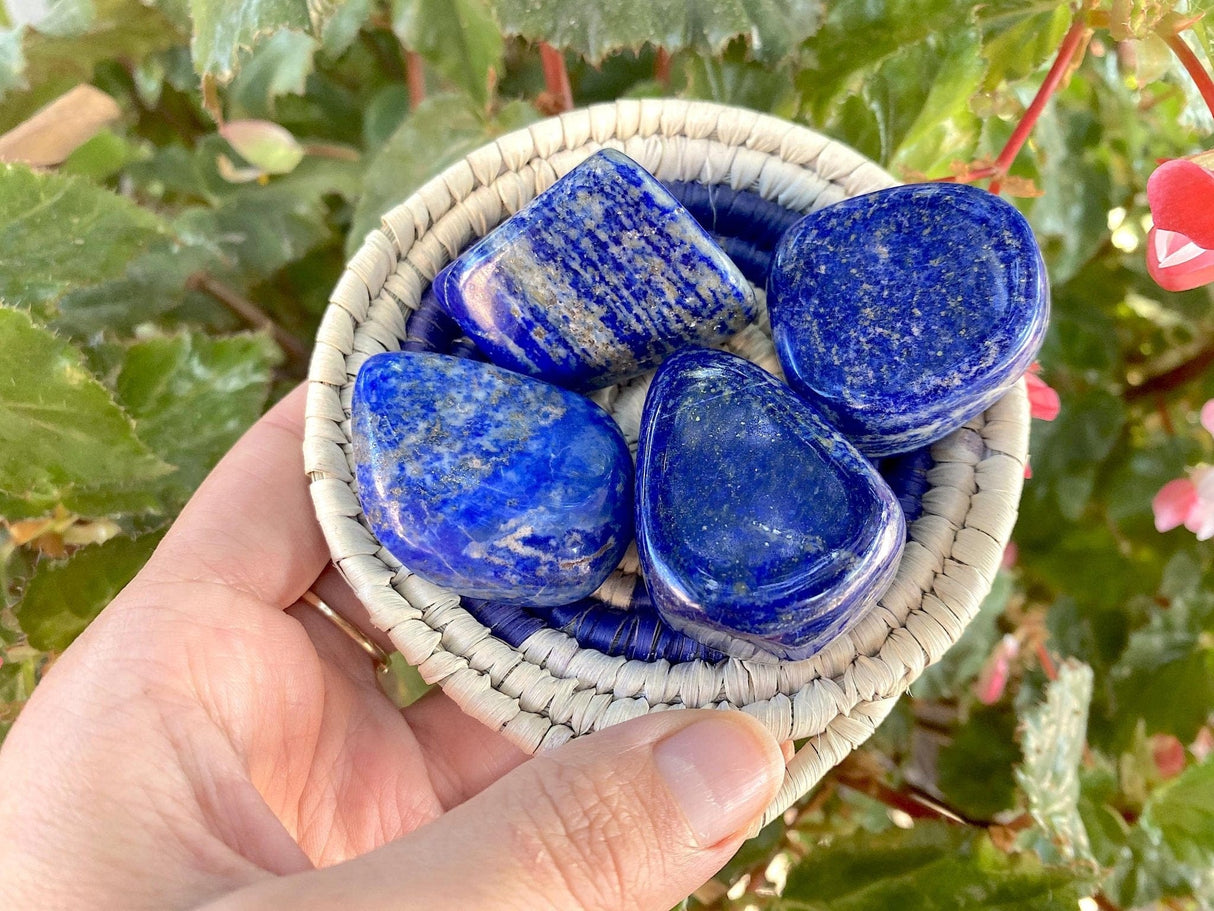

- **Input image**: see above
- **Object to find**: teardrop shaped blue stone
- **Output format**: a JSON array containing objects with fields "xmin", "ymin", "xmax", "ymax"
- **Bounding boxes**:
[
  {"xmin": 635, "ymin": 348, "xmax": 905, "ymax": 662},
  {"xmin": 352, "ymin": 351, "xmax": 633, "ymax": 606},
  {"xmin": 768, "ymin": 183, "xmax": 1049, "ymax": 457}
]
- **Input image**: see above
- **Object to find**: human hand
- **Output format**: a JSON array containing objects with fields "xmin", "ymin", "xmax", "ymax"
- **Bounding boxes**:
[{"xmin": 0, "ymin": 385, "xmax": 786, "ymax": 911}]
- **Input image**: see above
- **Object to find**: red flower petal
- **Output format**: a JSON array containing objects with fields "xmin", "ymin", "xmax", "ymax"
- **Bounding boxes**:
[
  {"xmin": 1153, "ymin": 477, "xmax": 1199, "ymax": 532},
  {"xmin": 1148, "ymin": 159, "xmax": 1214, "ymax": 249},
  {"xmin": 1025, "ymin": 372, "xmax": 1060, "ymax": 421},
  {"xmin": 1146, "ymin": 227, "xmax": 1214, "ymax": 292}
]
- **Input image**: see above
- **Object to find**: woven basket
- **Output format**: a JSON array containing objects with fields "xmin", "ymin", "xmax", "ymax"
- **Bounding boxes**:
[{"xmin": 304, "ymin": 98, "xmax": 1030, "ymax": 831}]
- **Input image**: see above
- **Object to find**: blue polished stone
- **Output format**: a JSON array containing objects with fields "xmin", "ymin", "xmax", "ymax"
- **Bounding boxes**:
[
  {"xmin": 352, "ymin": 351, "xmax": 633, "ymax": 606},
  {"xmin": 635, "ymin": 348, "xmax": 905, "ymax": 662},
  {"xmin": 433, "ymin": 149, "xmax": 757, "ymax": 393},
  {"xmin": 768, "ymin": 183, "xmax": 1049, "ymax": 457}
]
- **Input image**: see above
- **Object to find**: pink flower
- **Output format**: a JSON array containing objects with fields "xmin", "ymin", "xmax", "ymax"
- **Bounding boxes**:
[
  {"xmin": 1153, "ymin": 398, "xmax": 1214, "ymax": 539},
  {"xmin": 1022, "ymin": 365, "xmax": 1059, "ymax": 480},
  {"xmin": 1153, "ymin": 466, "xmax": 1214, "ymax": 539},
  {"xmin": 1025, "ymin": 369, "xmax": 1060, "ymax": 422},
  {"xmin": 1147, "ymin": 158, "xmax": 1214, "ymax": 292},
  {"xmin": 974, "ymin": 634, "xmax": 1019, "ymax": 705}
]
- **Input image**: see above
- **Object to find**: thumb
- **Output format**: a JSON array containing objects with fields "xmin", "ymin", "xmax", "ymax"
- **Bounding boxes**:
[{"xmin": 212, "ymin": 709, "xmax": 785, "ymax": 911}]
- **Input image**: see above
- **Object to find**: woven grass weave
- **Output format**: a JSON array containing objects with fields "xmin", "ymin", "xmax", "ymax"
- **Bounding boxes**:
[{"xmin": 304, "ymin": 98, "xmax": 1031, "ymax": 830}]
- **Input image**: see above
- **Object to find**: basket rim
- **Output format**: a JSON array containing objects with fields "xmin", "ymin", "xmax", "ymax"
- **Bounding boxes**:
[{"xmin": 303, "ymin": 98, "xmax": 1031, "ymax": 829}]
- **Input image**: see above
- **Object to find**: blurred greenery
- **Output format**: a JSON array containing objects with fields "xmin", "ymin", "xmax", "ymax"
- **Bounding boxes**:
[{"xmin": 1, "ymin": 0, "xmax": 1213, "ymax": 907}]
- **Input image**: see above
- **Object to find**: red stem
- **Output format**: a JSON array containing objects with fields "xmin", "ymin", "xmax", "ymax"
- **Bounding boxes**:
[
  {"xmin": 1162, "ymin": 31, "xmax": 1214, "ymax": 122},
  {"xmin": 654, "ymin": 47, "xmax": 671, "ymax": 89},
  {"xmin": 1034, "ymin": 641, "xmax": 1059, "ymax": 682},
  {"xmin": 406, "ymin": 51, "xmax": 426, "ymax": 108},
  {"xmin": 989, "ymin": 15, "xmax": 1090, "ymax": 194},
  {"xmin": 539, "ymin": 43, "xmax": 573, "ymax": 111}
]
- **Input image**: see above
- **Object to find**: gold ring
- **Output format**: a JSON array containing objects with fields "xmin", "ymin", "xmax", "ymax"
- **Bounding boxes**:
[{"xmin": 300, "ymin": 590, "xmax": 391, "ymax": 674}]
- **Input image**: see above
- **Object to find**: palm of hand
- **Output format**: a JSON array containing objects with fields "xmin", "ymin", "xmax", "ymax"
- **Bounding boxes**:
[{"xmin": 0, "ymin": 387, "xmax": 523, "ymax": 908}]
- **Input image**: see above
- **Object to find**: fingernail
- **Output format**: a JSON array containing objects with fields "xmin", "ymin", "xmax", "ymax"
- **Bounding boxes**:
[{"xmin": 653, "ymin": 716, "xmax": 783, "ymax": 847}]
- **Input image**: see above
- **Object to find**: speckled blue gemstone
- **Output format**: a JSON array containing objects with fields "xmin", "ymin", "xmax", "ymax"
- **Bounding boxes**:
[
  {"xmin": 433, "ymin": 149, "xmax": 757, "ymax": 393},
  {"xmin": 352, "ymin": 351, "xmax": 633, "ymax": 606},
  {"xmin": 635, "ymin": 348, "xmax": 905, "ymax": 662},
  {"xmin": 768, "ymin": 183, "xmax": 1049, "ymax": 457}
]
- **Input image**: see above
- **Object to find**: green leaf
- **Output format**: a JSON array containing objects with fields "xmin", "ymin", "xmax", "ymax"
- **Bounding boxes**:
[
  {"xmin": 1102, "ymin": 821, "xmax": 1208, "ymax": 909},
  {"xmin": 1140, "ymin": 759, "xmax": 1214, "ymax": 879},
  {"xmin": 1101, "ymin": 755, "xmax": 1214, "ymax": 907},
  {"xmin": 189, "ymin": 0, "xmax": 311, "ymax": 82},
  {"xmin": 1110, "ymin": 613, "xmax": 1214, "ymax": 748},
  {"xmin": 51, "ymin": 237, "xmax": 220, "ymax": 338},
  {"xmin": 794, "ymin": 2, "xmax": 986, "ymax": 176},
  {"xmin": 884, "ymin": 27, "xmax": 985, "ymax": 175},
  {"xmin": 227, "ymin": 28, "xmax": 318, "ymax": 113},
  {"xmin": 0, "ymin": 308, "xmax": 172, "ymax": 521},
  {"xmin": 497, "ymin": 0, "xmax": 820, "ymax": 65},
  {"xmin": 936, "ymin": 704, "xmax": 1021, "ymax": 821},
  {"xmin": 1021, "ymin": 387, "xmax": 1126, "ymax": 523},
  {"xmin": 348, "ymin": 93, "xmax": 537, "ymax": 257},
  {"xmin": 777, "ymin": 821, "xmax": 1090, "ymax": 910},
  {"xmin": 0, "ymin": 164, "xmax": 169, "ymax": 320},
  {"xmin": 797, "ymin": 0, "xmax": 974, "ymax": 122},
  {"xmin": 319, "ymin": 0, "xmax": 371, "ymax": 57},
  {"xmin": 362, "ymin": 83, "xmax": 411, "ymax": 149},
  {"xmin": 1076, "ymin": 761, "xmax": 1130, "ymax": 870},
  {"xmin": 60, "ymin": 129, "xmax": 140, "ymax": 182},
  {"xmin": 1016, "ymin": 79, "xmax": 1116, "ymax": 285},
  {"xmin": 107, "ymin": 331, "xmax": 280, "ymax": 505},
  {"xmin": 391, "ymin": 0, "xmax": 502, "ymax": 107},
  {"xmin": 1015, "ymin": 660, "xmax": 1095, "ymax": 864},
  {"xmin": 681, "ymin": 39, "xmax": 798, "ymax": 116},
  {"xmin": 15, "ymin": 530, "xmax": 164, "ymax": 651},
  {"xmin": 979, "ymin": 4, "xmax": 1070, "ymax": 91},
  {"xmin": 176, "ymin": 181, "xmax": 332, "ymax": 282}
]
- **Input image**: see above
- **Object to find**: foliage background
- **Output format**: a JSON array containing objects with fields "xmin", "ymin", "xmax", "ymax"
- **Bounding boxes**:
[{"xmin": 2, "ymin": 0, "xmax": 1214, "ymax": 907}]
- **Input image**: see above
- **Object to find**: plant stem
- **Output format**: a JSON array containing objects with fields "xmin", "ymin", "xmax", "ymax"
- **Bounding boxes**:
[
  {"xmin": 835, "ymin": 769, "xmax": 975, "ymax": 825},
  {"xmin": 1156, "ymin": 393, "xmax": 1176, "ymax": 436},
  {"xmin": 988, "ymin": 13, "xmax": 1091, "ymax": 194},
  {"xmin": 1162, "ymin": 30, "xmax": 1214, "ymax": 122},
  {"xmin": 300, "ymin": 142, "xmax": 361, "ymax": 161},
  {"xmin": 1034, "ymin": 641, "xmax": 1059, "ymax": 681},
  {"xmin": 654, "ymin": 47, "xmax": 671, "ymax": 89},
  {"xmin": 405, "ymin": 51, "xmax": 426, "ymax": 108},
  {"xmin": 932, "ymin": 164, "xmax": 999, "ymax": 184},
  {"xmin": 188, "ymin": 273, "xmax": 308, "ymax": 362},
  {"xmin": 539, "ymin": 43, "xmax": 573, "ymax": 112},
  {"xmin": 1125, "ymin": 337, "xmax": 1214, "ymax": 400}
]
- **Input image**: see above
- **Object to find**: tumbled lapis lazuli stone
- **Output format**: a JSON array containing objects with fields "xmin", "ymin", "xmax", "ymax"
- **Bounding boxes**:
[
  {"xmin": 768, "ymin": 183, "xmax": 1049, "ymax": 458},
  {"xmin": 351, "ymin": 351, "xmax": 633, "ymax": 606},
  {"xmin": 635, "ymin": 348, "xmax": 905, "ymax": 662},
  {"xmin": 433, "ymin": 149, "xmax": 757, "ymax": 393}
]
